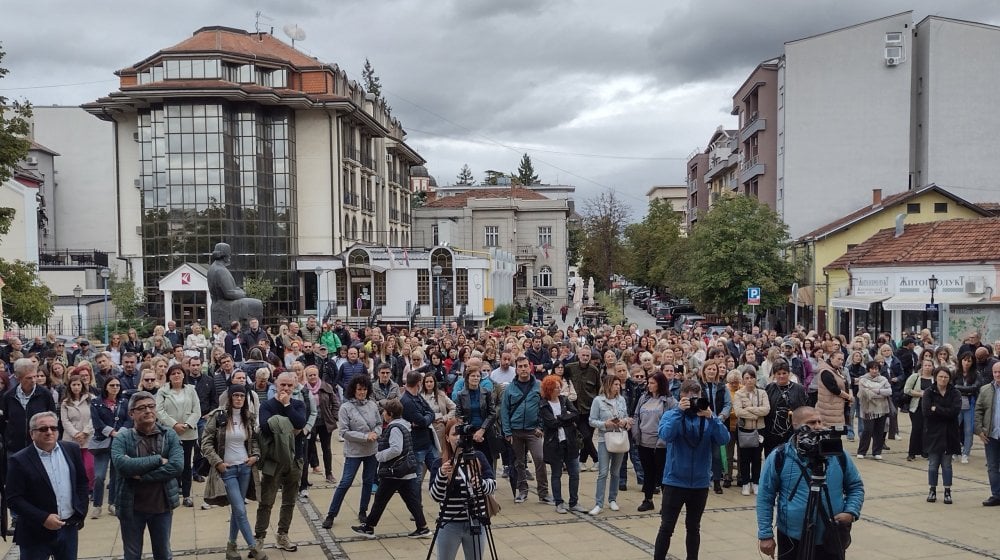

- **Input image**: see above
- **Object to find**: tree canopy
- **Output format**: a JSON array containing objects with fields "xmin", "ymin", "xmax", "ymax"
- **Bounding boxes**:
[
  {"xmin": 578, "ymin": 191, "xmax": 629, "ymax": 292},
  {"xmin": 679, "ymin": 195, "xmax": 796, "ymax": 312},
  {"xmin": 515, "ymin": 153, "xmax": 538, "ymax": 186},
  {"xmin": 456, "ymin": 164, "xmax": 474, "ymax": 185},
  {"xmin": 0, "ymin": 45, "xmax": 32, "ymax": 184},
  {"xmin": 361, "ymin": 58, "xmax": 382, "ymax": 97},
  {"xmin": 622, "ymin": 198, "xmax": 684, "ymax": 293}
]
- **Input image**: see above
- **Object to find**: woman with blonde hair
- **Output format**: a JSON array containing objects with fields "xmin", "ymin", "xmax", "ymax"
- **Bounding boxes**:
[{"xmin": 588, "ymin": 374, "xmax": 632, "ymax": 515}]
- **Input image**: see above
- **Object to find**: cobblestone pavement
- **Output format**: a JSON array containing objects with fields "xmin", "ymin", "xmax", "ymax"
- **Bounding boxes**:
[{"xmin": 2, "ymin": 416, "xmax": 996, "ymax": 560}]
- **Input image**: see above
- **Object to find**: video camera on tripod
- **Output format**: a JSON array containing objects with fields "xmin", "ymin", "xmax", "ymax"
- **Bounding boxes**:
[{"xmin": 794, "ymin": 425, "xmax": 847, "ymax": 465}]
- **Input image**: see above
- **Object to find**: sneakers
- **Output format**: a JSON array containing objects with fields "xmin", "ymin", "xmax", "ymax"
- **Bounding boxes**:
[
  {"xmin": 873, "ymin": 455, "xmax": 883, "ymax": 460},
  {"xmin": 275, "ymin": 533, "xmax": 298, "ymax": 551},
  {"xmin": 539, "ymin": 496, "xmax": 555, "ymax": 505},
  {"xmin": 108, "ymin": 504, "xmax": 116, "ymax": 516},
  {"xmin": 298, "ymin": 489, "xmax": 310, "ymax": 501},
  {"xmin": 713, "ymin": 481, "xmax": 723, "ymax": 494},
  {"xmin": 351, "ymin": 525, "xmax": 376, "ymax": 538},
  {"xmin": 408, "ymin": 527, "xmax": 431, "ymax": 539},
  {"xmin": 856, "ymin": 454, "xmax": 865, "ymax": 459},
  {"xmin": 501, "ymin": 466, "xmax": 510, "ymax": 478},
  {"xmin": 226, "ymin": 541, "xmax": 241, "ymax": 560},
  {"xmin": 183, "ymin": 497, "xmax": 194, "ymax": 507},
  {"xmin": 638, "ymin": 500, "xmax": 655, "ymax": 512},
  {"xmin": 514, "ymin": 494, "xmax": 527, "ymax": 504},
  {"xmin": 200, "ymin": 503, "xmax": 215, "ymax": 510},
  {"xmin": 570, "ymin": 504, "xmax": 590, "ymax": 514},
  {"xmin": 589, "ymin": 505, "xmax": 602, "ymax": 515},
  {"xmin": 556, "ymin": 504, "xmax": 569, "ymax": 514},
  {"xmin": 89, "ymin": 506, "xmax": 102, "ymax": 519},
  {"xmin": 326, "ymin": 474, "xmax": 338, "ymax": 484},
  {"xmin": 192, "ymin": 473, "xmax": 206, "ymax": 483},
  {"xmin": 741, "ymin": 484, "xmax": 751, "ymax": 496},
  {"xmin": 752, "ymin": 483, "xmax": 758, "ymax": 495},
  {"xmin": 322, "ymin": 514, "xmax": 335, "ymax": 529},
  {"xmin": 609, "ymin": 501, "xmax": 620, "ymax": 511},
  {"xmin": 961, "ymin": 455, "xmax": 969, "ymax": 464},
  {"xmin": 251, "ymin": 541, "xmax": 269, "ymax": 560}
]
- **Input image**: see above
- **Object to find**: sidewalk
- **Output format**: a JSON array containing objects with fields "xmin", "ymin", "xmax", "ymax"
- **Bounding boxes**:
[{"xmin": 5, "ymin": 416, "xmax": 996, "ymax": 560}]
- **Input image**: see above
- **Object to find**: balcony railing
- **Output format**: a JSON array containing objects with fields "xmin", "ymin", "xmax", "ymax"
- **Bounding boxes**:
[
  {"xmin": 362, "ymin": 197, "xmax": 375, "ymax": 214},
  {"xmin": 361, "ymin": 154, "xmax": 376, "ymax": 170},
  {"xmin": 738, "ymin": 156, "xmax": 766, "ymax": 183},
  {"xmin": 739, "ymin": 117, "xmax": 766, "ymax": 142},
  {"xmin": 389, "ymin": 209, "xmax": 400, "ymax": 221},
  {"xmin": 516, "ymin": 245, "xmax": 536, "ymax": 259},
  {"xmin": 388, "ymin": 170, "xmax": 400, "ymax": 185},
  {"xmin": 400, "ymin": 212, "xmax": 411, "ymax": 224},
  {"xmin": 343, "ymin": 191, "xmax": 359, "ymax": 208},
  {"xmin": 39, "ymin": 249, "xmax": 109, "ymax": 268}
]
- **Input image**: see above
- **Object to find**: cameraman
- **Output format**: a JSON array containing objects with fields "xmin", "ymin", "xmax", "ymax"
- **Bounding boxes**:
[
  {"xmin": 653, "ymin": 380, "xmax": 730, "ymax": 560},
  {"xmin": 431, "ymin": 419, "xmax": 497, "ymax": 560},
  {"xmin": 756, "ymin": 407, "xmax": 865, "ymax": 560}
]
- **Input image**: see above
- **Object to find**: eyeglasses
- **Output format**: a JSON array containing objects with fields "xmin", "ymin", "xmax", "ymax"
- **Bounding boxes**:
[
  {"xmin": 131, "ymin": 404, "xmax": 156, "ymax": 412},
  {"xmin": 143, "ymin": 378, "xmax": 157, "ymax": 382},
  {"xmin": 33, "ymin": 426, "xmax": 59, "ymax": 433},
  {"xmin": 107, "ymin": 383, "xmax": 120, "ymax": 387}
]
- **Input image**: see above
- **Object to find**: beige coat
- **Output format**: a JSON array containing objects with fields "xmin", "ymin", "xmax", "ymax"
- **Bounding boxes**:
[
  {"xmin": 199, "ymin": 408, "xmax": 261, "ymax": 506},
  {"xmin": 733, "ymin": 387, "xmax": 770, "ymax": 430},
  {"xmin": 816, "ymin": 363, "xmax": 848, "ymax": 427},
  {"xmin": 61, "ymin": 397, "xmax": 94, "ymax": 445}
]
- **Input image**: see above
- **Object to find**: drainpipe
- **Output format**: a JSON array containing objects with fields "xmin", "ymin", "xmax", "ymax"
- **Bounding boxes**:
[{"xmin": 823, "ymin": 269, "xmax": 830, "ymax": 335}]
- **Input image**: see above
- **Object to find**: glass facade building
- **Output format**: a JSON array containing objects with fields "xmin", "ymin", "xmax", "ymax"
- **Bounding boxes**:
[{"xmin": 138, "ymin": 102, "xmax": 297, "ymax": 320}]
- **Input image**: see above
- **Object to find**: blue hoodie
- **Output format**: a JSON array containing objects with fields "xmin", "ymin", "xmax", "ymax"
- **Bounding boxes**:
[{"xmin": 658, "ymin": 407, "xmax": 730, "ymax": 489}]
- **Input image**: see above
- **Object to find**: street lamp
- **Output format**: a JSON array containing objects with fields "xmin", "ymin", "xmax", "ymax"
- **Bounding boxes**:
[
  {"xmin": 928, "ymin": 275, "xmax": 938, "ymax": 305},
  {"xmin": 100, "ymin": 267, "xmax": 111, "ymax": 345},
  {"xmin": 927, "ymin": 275, "xmax": 938, "ymax": 335},
  {"xmin": 73, "ymin": 285, "xmax": 83, "ymax": 336},
  {"xmin": 432, "ymin": 265, "xmax": 443, "ymax": 329},
  {"xmin": 314, "ymin": 266, "xmax": 323, "ymax": 319}
]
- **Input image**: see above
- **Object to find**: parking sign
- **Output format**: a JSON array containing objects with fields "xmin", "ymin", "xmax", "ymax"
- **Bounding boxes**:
[{"xmin": 747, "ymin": 287, "xmax": 761, "ymax": 305}]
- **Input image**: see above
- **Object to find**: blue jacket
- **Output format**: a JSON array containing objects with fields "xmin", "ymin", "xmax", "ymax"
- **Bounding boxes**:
[
  {"xmin": 500, "ymin": 377, "xmax": 542, "ymax": 436},
  {"xmin": 756, "ymin": 442, "xmax": 865, "ymax": 541},
  {"xmin": 450, "ymin": 376, "xmax": 494, "ymax": 401},
  {"xmin": 658, "ymin": 408, "xmax": 729, "ymax": 489}
]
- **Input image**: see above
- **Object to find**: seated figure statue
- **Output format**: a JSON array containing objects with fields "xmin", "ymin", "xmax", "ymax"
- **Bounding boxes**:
[{"xmin": 208, "ymin": 242, "xmax": 264, "ymax": 327}]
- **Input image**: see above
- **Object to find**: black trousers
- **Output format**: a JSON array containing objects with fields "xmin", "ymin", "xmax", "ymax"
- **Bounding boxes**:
[
  {"xmin": 777, "ymin": 530, "xmax": 842, "ymax": 560},
  {"xmin": 653, "ymin": 485, "xmax": 709, "ymax": 560},
  {"xmin": 737, "ymin": 441, "xmax": 762, "ymax": 486},
  {"xmin": 857, "ymin": 415, "xmax": 887, "ymax": 456},
  {"xmin": 637, "ymin": 445, "xmax": 666, "ymax": 500},
  {"xmin": 365, "ymin": 477, "xmax": 427, "ymax": 530},
  {"xmin": 908, "ymin": 407, "xmax": 926, "ymax": 457},
  {"xmin": 577, "ymin": 414, "xmax": 598, "ymax": 464}
]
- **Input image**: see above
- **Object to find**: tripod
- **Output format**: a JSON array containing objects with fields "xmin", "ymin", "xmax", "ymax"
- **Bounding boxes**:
[
  {"xmin": 797, "ymin": 458, "xmax": 846, "ymax": 560},
  {"xmin": 424, "ymin": 445, "xmax": 498, "ymax": 560}
]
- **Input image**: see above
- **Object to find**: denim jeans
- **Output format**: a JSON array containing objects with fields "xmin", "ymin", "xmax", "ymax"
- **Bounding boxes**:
[
  {"xmin": 654, "ymin": 485, "xmax": 709, "ymax": 560},
  {"xmin": 986, "ymin": 437, "xmax": 1000, "ymax": 498},
  {"xmin": 927, "ymin": 452, "xmax": 953, "ymax": 487},
  {"xmin": 436, "ymin": 521, "xmax": 486, "ymax": 560},
  {"xmin": 326, "ymin": 455, "xmax": 378, "ymax": 518},
  {"xmin": 595, "ymin": 441, "xmax": 624, "ymax": 507},
  {"xmin": 120, "ymin": 510, "xmax": 173, "ymax": 560},
  {"xmin": 19, "ymin": 525, "xmax": 78, "ymax": 560},
  {"xmin": 414, "ymin": 446, "xmax": 440, "ymax": 484},
  {"xmin": 221, "ymin": 463, "xmax": 256, "ymax": 546},
  {"xmin": 548, "ymin": 440, "xmax": 580, "ymax": 507},
  {"xmin": 958, "ymin": 406, "xmax": 974, "ymax": 456},
  {"xmin": 91, "ymin": 448, "xmax": 118, "ymax": 507}
]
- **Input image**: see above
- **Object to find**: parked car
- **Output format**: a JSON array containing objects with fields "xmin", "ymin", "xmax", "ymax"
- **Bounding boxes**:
[
  {"xmin": 654, "ymin": 306, "xmax": 673, "ymax": 327},
  {"xmin": 674, "ymin": 313, "xmax": 706, "ymax": 333},
  {"xmin": 631, "ymin": 290, "xmax": 650, "ymax": 306},
  {"xmin": 702, "ymin": 324, "xmax": 729, "ymax": 338},
  {"xmin": 657, "ymin": 304, "xmax": 696, "ymax": 327}
]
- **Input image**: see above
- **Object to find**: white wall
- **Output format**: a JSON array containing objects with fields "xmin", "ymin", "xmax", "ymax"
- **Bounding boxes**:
[
  {"xmin": 0, "ymin": 178, "xmax": 38, "ymax": 263},
  {"xmin": 30, "ymin": 107, "xmax": 117, "ymax": 254},
  {"xmin": 781, "ymin": 12, "xmax": 914, "ymax": 238},
  {"xmin": 295, "ymin": 111, "xmax": 335, "ymax": 256},
  {"xmin": 916, "ymin": 17, "xmax": 1000, "ymax": 199}
]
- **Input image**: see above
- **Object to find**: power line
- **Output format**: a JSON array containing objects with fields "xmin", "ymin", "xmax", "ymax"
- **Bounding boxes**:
[{"xmin": 0, "ymin": 78, "xmax": 117, "ymax": 91}]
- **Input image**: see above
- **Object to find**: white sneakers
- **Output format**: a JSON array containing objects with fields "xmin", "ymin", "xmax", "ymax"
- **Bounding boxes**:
[
  {"xmin": 857, "ymin": 454, "xmax": 865, "ymax": 459},
  {"xmin": 609, "ymin": 501, "xmax": 620, "ymax": 511},
  {"xmin": 742, "ymin": 484, "xmax": 751, "ymax": 496},
  {"xmin": 752, "ymin": 483, "xmax": 758, "ymax": 495},
  {"xmin": 589, "ymin": 505, "xmax": 602, "ymax": 515},
  {"xmin": 873, "ymin": 455, "xmax": 883, "ymax": 460},
  {"xmin": 961, "ymin": 455, "xmax": 969, "ymax": 464}
]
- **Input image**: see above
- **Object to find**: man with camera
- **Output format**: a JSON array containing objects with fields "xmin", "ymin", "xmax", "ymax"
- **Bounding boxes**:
[
  {"xmin": 653, "ymin": 379, "xmax": 730, "ymax": 560},
  {"xmin": 756, "ymin": 407, "xmax": 865, "ymax": 560}
]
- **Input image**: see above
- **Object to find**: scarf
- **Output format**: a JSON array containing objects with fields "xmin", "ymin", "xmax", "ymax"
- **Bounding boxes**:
[
  {"xmin": 857, "ymin": 374, "xmax": 890, "ymax": 419},
  {"xmin": 306, "ymin": 379, "xmax": 322, "ymax": 396}
]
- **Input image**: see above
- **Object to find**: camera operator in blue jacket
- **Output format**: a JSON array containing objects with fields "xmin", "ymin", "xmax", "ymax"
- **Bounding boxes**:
[
  {"xmin": 653, "ymin": 379, "xmax": 730, "ymax": 560},
  {"xmin": 756, "ymin": 406, "xmax": 865, "ymax": 559}
]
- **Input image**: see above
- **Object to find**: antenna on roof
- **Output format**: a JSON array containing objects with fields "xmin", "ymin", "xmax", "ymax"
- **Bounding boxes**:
[{"xmin": 282, "ymin": 24, "xmax": 307, "ymax": 47}]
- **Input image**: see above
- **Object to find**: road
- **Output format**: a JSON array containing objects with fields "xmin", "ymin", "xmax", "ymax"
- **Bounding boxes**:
[{"xmin": 624, "ymin": 300, "xmax": 659, "ymax": 332}]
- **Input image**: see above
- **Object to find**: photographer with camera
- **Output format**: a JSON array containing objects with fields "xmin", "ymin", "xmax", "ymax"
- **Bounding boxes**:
[
  {"xmin": 757, "ymin": 407, "xmax": 865, "ymax": 560},
  {"xmin": 653, "ymin": 379, "xmax": 730, "ymax": 560},
  {"xmin": 429, "ymin": 419, "xmax": 497, "ymax": 560}
]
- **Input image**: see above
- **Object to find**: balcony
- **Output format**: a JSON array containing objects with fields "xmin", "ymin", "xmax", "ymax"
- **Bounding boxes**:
[
  {"xmin": 738, "ymin": 156, "xmax": 766, "ymax": 184},
  {"xmin": 400, "ymin": 212, "xmax": 411, "ymax": 224},
  {"xmin": 361, "ymin": 154, "xmax": 376, "ymax": 171},
  {"xmin": 344, "ymin": 146, "xmax": 360, "ymax": 164},
  {"xmin": 389, "ymin": 209, "xmax": 400, "ymax": 222},
  {"xmin": 343, "ymin": 191, "xmax": 359, "ymax": 208},
  {"xmin": 516, "ymin": 245, "xmax": 537, "ymax": 260},
  {"xmin": 739, "ymin": 116, "xmax": 766, "ymax": 142},
  {"xmin": 388, "ymin": 169, "xmax": 400, "ymax": 185},
  {"xmin": 703, "ymin": 155, "xmax": 735, "ymax": 183},
  {"xmin": 39, "ymin": 249, "xmax": 110, "ymax": 268}
]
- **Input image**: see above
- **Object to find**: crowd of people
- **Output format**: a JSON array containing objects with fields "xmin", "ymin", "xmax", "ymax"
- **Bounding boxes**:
[{"xmin": 1, "ymin": 312, "xmax": 999, "ymax": 560}]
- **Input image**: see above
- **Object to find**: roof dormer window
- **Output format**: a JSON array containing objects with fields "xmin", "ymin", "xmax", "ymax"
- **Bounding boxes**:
[{"xmin": 163, "ymin": 59, "xmax": 221, "ymax": 80}]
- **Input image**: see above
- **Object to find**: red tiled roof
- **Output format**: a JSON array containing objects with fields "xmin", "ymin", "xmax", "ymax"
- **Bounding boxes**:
[
  {"xmin": 424, "ymin": 188, "xmax": 549, "ymax": 209},
  {"xmin": 798, "ymin": 184, "xmax": 989, "ymax": 241},
  {"xmin": 29, "ymin": 140, "xmax": 60, "ymax": 156},
  {"xmin": 977, "ymin": 202, "xmax": 1000, "ymax": 216},
  {"xmin": 123, "ymin": 26, "xmax": 323, "ymax": 73},
  {"xmin": 825, "ymin": 217, "xmax": 1000, "ymax": 270}
]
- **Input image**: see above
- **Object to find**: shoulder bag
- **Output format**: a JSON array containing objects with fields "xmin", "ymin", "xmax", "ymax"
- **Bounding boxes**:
[
  {"xmin": 736, "ymin": 391, "xmax": 762, "ymax": 449},
  {"xmin": 602, "ymin": 400, "xmax": 630, "ymax": 453}
]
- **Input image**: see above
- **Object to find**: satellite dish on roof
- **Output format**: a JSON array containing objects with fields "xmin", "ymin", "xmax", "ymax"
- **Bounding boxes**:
[{"xmin": 282, "ymin": 24, "xmax": 306, "ymax": 46}]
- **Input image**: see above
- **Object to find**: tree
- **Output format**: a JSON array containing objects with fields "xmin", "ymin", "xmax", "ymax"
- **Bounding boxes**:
[
  {"xmin": 0, "ymin": 260, "xmax": 53, "ymax": 327},
  {"xmin": 244, "ymin": 275, "xmax": 275, "ymax": 302},
  {"xmin": 0, "ymin": 44, "xmax": 33, "ymax": 184},
  {"xmin": 362, "ymin": 58, "xmax": 382, "ymax": 97},
  {"xmin": 481, "ymin": 170, "xmax": 509, "ymax": 186},
  {"xmin": 578, "ymin": 191, "xmax": 630, "ymax": 292},
  {"xmin": 681, "ymin": 196, "xmax": 796, "ymax": 313},
  {"xmin": 456, "ymin": 164, "xmax": 474, "ymax": 186},
  {"xmin": 109, "ymin": 273, "xmax": 145, "ymax": 320},
  {"xmin": 622, "ymin": 199, "xmax": 684, "ymax": 292},
  {"xmin": 515, "ymin": 153, "xmax": 539, "ymax": 186}
]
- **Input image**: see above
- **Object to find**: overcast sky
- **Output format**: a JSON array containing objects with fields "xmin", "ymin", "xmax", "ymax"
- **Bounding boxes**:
[{"xmin": 3, "ymin": 0, "xmax": 1000, "ymax": 215}]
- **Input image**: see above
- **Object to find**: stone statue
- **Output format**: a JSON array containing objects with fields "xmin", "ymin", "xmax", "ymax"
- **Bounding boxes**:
[{"xmin": 208, "ymin": 242, "xmax": 264, "ymax": 327}]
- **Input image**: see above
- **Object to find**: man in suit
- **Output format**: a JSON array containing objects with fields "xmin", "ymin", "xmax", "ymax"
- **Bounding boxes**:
[{"xmin": 6, "ymin": 411, "xmax": 89, "ymax": 560}]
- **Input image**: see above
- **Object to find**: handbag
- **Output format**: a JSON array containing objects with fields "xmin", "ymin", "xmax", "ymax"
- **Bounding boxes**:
[
  {"xmin": 605, "ymin": 430, "xmax": 630, "ymax": 453},
  {"xmin": 737, "ymin": 428, "xmax": 761, "ymax": 449},
  {"xmin": 194, "ymin": 456, "xmax": 212, "ymax": 478},
  {"xmin": 485, "ymin": 494, "xmax": 502, "ymax": 518}
]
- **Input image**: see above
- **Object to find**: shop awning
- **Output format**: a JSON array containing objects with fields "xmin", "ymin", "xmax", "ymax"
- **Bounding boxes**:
[
  {"xmin": 829, "ymin": 294, "xmax": 891, "ymax": 310},
  {"xmin": 881, "ymin": 294, "xmax": 984, "ymax": 311},
  {"xmin": 788, "ymin": 285, "xmax": 815, "ymax": 307}
]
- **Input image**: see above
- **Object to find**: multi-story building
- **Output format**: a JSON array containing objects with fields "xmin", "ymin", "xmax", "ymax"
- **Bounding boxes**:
[
  {"xmin": 411, "ymin": 187, "xmax": 571, "ymax": 307},
  {"xmin": 83, "ymin": 26, "xmax": 424, "ymax": 324},
  {"xmin": 645, "ymin": 185, "xmax": 688, "ymax": 232},
  {"xmin": 702, "ymin": 127, "xmax": 739, "ymax": 206},
  {"xmin": 684, "ymin": 151, "xmax": 709, "ymax": 227},
  {"xmin": 733, "ymin": 58, "xmax": 779, "ymax": 212}
]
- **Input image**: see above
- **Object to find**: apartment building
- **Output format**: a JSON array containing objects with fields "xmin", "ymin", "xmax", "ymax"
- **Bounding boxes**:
[
  {"xmin": 646, "ymin": 185, "xmax": 687, "ymax": 231},
  {"xmin": 685, "ymin": 151, "xmax": 709, "ymax": 226}
]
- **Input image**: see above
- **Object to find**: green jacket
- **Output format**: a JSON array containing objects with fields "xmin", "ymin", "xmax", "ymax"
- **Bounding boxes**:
[
  {"xmin": 110, "ymin": 423, "xmax": 183, "ymax": 517},
  {"xmin": 320, "ymin": 330, "xmax": 341, "ymax": 353},
  {"xmin": 258, "ymin": 414, "xmax": 297, "ymax": 476}
]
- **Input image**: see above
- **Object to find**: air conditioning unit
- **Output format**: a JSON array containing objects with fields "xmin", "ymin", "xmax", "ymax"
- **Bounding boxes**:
[
  {"xmin": 133, "ymin": 132, "xmax": 140, "ymax": 142},
  {"xmin": 886, "ymin": 57, "xmax": 899, "ymax": 66},
  {"xmin": 965, "ymin": 278, "xmax": 986, "ymax": 294},
  {"xmin": 25, "ymin": 156, "xmax": 38, "ymax": 166},
  {"xmin": 133, "ymin": 179, "xmax": 142, "ymax": 188}
]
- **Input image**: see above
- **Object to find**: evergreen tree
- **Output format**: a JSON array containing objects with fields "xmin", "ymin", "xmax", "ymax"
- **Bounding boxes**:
[
  {"xmin": 362, "ymin": 58, "xmax": 382, "ymax": 97},
  {"xmin": 516, "ymin": 153, "xmax": 539, "ymax": 186},
  {"xmin": 456, "ymin": 164, "xmax": 474, "ymax": 185}
]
